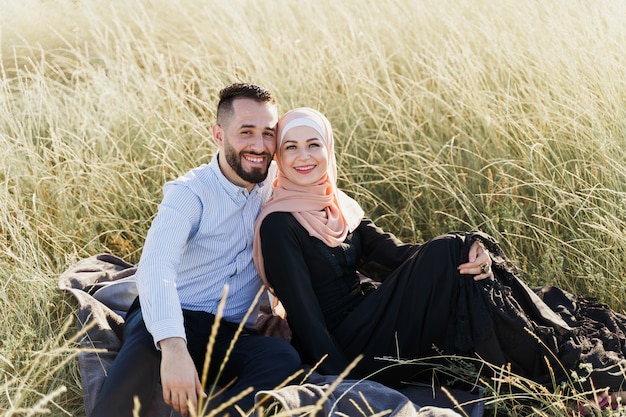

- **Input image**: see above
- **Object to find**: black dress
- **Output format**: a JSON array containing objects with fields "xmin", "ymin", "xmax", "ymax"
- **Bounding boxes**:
[{"xmin": 259, "ymin": 212, "xmax": 626, "ymax": 392}]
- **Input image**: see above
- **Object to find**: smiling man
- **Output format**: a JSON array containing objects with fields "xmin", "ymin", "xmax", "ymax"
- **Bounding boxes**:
[
  {"xmin": 91, "ymin": 83, "xmax": 301, "ymax": 417},
  {"xmin": 215, "ymin": 94, "xmax": 277, "ymax": 188}
]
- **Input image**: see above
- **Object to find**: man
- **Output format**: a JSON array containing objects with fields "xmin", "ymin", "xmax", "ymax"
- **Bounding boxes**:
[{"xmin": 91, "ymin": 83, "xmax": 301, "ymax": 417}]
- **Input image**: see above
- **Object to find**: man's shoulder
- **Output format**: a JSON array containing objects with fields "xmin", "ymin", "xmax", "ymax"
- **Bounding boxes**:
[
  {"xmin": 179, "ymin": 162, "xmax": 214, "ymax": 182},
  {"xmin": 267, "ymin": 160, "xmax": 277, "ymax": 180},
  {"xmin": 165, "ymin": 163, "xmax": 217, "ymax": 193},
  {"xmin": 259, "ymin": 161, "xmax": 277, "ymax": 188},
  {"xmin": 256, "ymin": 160, "xmax": 277, "ymax": 202}
]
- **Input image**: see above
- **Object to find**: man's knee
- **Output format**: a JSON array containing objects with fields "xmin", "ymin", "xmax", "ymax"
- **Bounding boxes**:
[
  {"xmin": 122, "ymin": 308, "xmax": 158, "ymax": 355},
  {"xmin": 258, "ymin": 337, "xmax": 301, "ymax": 374}
]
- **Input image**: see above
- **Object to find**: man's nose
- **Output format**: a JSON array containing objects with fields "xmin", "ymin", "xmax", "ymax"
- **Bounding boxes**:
[{"xmin": 249, "ymin": 133, "xmax": 265, "ymax": 152}]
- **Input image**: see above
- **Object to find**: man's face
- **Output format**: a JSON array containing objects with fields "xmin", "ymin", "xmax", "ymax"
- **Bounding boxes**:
[{"xmin": 214, "ymin": 98, "xmax": 278, "ymax": 190}]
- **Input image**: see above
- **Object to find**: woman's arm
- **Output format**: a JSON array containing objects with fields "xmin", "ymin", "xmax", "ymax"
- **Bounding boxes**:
[
  {"xmin": 260, "ymin": 212, "xmax": 351, "ymax": 375},
  {"xmin": 359, "ymin": 221, "xmax": 493, "ymax": 281},
  {"xmin": 356, "ymin": 218, "xmax": 420, "ymax": 281}
]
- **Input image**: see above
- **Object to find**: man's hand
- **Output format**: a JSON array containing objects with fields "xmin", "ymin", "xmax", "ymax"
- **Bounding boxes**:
[
  {"xmin": 457, "ymin": 240, "xmax": 494, "ymax": 281},
  {"xmin": 159, "ymin": 337, "xmax": 206, "ymax": 416}
]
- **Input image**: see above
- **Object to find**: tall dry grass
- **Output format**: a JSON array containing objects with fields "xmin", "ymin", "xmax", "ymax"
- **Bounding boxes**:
[{"xmin": 2, "ymin": 0, "xmax": 626, "ymax": 415}]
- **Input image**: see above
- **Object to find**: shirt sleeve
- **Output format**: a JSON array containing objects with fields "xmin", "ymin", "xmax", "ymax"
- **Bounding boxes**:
[
  {"xmin": 260, "ymin": 212, "xmax": 352, "ymax": 375},
  {"xmin": 134, "ymin": 183, "xmax": 202, "ymax": 348}
]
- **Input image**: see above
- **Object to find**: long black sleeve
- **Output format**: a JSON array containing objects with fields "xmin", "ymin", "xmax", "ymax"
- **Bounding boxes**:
[
  {"xmin": 259, "ymin": 212, "xmax": 352, "ymax": 374},
  {"xmin": 356, "ymin": 218, "xmax": 420, "ymax": 282}
]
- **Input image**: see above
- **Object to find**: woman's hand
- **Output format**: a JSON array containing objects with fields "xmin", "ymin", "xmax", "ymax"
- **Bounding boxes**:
[{"xmin": 457, "ymin": 240, "xmax": 494, "ymax": 281}]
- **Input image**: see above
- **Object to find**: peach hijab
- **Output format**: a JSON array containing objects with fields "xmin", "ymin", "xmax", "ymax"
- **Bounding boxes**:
[{"xmin": 252, "ymin": 107, "xmax": 364, "ymax": 288}]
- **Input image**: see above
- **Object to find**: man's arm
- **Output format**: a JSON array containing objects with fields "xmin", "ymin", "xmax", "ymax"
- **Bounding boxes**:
[
  {"xmin": 135, "ymin": 184, "xmax": 204, "ymax": 415},
  {"xmin": 136, "ymin": 181, "xmax": 206, "ymax": 341}
]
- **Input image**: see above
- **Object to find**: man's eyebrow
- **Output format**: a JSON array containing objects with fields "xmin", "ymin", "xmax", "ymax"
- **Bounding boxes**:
[{"xmin": 238, "ymin": 124, "xmax": 276, "ymax": 131}]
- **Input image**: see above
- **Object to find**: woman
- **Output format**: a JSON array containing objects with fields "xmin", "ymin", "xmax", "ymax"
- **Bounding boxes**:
[{"xmin": 252, "ymin": 107, "xmax": 626, "ymax": 399}]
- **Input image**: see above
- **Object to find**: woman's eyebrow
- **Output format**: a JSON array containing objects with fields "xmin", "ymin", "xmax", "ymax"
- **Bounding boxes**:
[{"xmin": 283, "ymin": 137, "xmax": 321, "ymax": 143}]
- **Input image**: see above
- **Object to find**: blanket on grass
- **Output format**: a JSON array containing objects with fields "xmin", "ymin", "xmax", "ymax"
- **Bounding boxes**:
[{"xmin": 59, "ymin": 253, "xmax": 483, "ymax": 417}]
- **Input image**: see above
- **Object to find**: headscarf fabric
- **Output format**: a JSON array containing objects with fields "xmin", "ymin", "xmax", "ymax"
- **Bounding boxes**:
[{"xmin": 253, "ymin": 107, "xmax": 364, "ymax": 288}]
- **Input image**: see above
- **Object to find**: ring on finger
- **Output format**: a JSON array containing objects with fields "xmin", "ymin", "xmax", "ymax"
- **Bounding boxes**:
[{"xmin": 480, "ymin": 263, "xmax": 490, "ymax": 274}]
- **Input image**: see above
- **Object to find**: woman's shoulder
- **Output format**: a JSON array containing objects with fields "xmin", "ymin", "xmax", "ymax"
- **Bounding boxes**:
[
  {"xmin": 259, "ymin": 212, "xmax": 309, "ymax": 245},
  {"xmin": 263, "ymin": 211, "xmax": 295, "ymax": 222},
  {"xmin": 260, "ymin": 211, "xmax": 299, "ymax": 231}
]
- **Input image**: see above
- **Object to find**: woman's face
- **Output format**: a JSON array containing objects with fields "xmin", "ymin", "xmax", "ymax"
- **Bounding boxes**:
[{"xmin": 278, "ymin": 125, "xmax": 329, "ymax": 187}]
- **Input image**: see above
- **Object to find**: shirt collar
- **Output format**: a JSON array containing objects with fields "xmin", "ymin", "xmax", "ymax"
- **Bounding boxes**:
[{"xmin": 209, "ymin": 153, "xmax": 267, "ymax": 199}]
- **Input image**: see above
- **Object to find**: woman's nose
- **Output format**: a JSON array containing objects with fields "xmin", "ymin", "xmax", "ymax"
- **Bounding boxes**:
[{"xmin": 297, "ymin": 148, "xmax": 309, "ymax": 159}]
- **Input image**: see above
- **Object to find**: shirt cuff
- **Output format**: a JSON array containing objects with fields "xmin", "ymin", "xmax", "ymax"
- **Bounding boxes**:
[{"xmin": 149, "ymin": 319, "xmax": 187, "ymax": 350}]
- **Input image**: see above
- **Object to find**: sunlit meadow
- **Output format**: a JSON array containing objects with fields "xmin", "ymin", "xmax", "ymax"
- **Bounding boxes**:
[{"xmin": 2, "ymin": 0, "xmax": 626, "ymax": 415}]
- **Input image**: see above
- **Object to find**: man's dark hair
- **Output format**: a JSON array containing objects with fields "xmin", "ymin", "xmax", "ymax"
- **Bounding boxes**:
[{"xmin": 216, "ymin": 83, "xmax": 276, "ymax": 125}]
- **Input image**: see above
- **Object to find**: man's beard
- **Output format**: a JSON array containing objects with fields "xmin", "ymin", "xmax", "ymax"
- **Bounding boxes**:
[{"xmin": 224, "ymin": 142, "xmax": 271, "ymax": 184}]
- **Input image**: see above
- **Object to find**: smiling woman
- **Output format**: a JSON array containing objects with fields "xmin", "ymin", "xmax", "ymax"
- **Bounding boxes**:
[{"xmin": 252, "ymin": 107, "xmax": 626, "ymax": 413}]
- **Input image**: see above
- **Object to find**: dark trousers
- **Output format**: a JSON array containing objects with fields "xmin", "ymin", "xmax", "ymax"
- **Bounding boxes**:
[{"xmin": 90, "ymin": 298, "xmax": 301, "ymax": 417}]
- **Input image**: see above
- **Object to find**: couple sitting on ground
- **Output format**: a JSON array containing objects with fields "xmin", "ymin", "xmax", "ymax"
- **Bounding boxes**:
[{"xmin": 90, "ymin": 83, "xmax": 626, "ymax": 417}]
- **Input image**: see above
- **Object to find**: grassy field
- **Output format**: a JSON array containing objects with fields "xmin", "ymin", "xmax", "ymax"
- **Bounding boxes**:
[{"xmin": 2, "ymin": 0, "xmax": 626, "ymax": 415}]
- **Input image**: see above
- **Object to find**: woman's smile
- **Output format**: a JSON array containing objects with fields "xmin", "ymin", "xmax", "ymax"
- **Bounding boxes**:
[{"xmin": 294, "ymin": 164, "xmax": 317, "ymax": 174}]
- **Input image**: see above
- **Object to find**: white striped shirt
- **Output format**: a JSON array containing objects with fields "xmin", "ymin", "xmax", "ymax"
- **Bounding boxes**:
[{"xmin": 134, "ymin": 154, "xmax": 276, "ymax": 346}]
